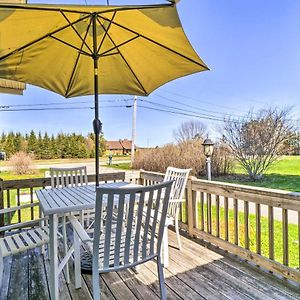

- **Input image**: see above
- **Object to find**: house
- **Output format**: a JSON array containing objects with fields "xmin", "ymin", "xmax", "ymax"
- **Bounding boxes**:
[{"xmin": 106, "ymin": 139, "xmax": 136, "ymax": 155}]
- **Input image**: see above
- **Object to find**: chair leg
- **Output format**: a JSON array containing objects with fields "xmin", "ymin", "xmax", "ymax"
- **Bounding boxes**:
[
  {"xmin": 73, "ymin": 231, "xmax": 81, "ymax": 289},
  {"xmin": 175, "ymin": 215, "xmax": 182, "ymax": 251},
  {"xmin": 162, "ymin": 226, "xmax": 169, "ymax": 268},
  {"xmin": 156, "ymin": 256, "xmax": 167, "ymax": 300},
  {"xmin": 92, "ymin": 258, "xmax": 101, "ymax": 300},
  {"xmin": 62, "ymin": 215, "xmax": 70, "ymax": 284}
]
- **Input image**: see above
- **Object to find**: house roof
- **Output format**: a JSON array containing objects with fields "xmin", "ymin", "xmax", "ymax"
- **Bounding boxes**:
[{"xmin": 106, "ymin": 139, "xmax": 134, "ymax": 150}]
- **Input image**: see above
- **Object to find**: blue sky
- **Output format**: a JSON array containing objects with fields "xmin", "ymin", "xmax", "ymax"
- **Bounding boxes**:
[{"xmin": 1, "ymin": 0, "xmax": 300, "ymax": 146}]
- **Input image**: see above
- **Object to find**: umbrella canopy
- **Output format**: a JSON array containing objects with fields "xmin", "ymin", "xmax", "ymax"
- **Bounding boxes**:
[{"xmin": 0, "ymin": 2, "xmax": 209, "ymax": 184}]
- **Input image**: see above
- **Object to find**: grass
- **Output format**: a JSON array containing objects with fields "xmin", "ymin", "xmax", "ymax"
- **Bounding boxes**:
[
  {"xmin": 0, "ymin": 169, "xmax": 47, "ymax": 180},
  {"xmin": 217, "ymin": 156, "xmax": 300, "ymax": 192},
  {"xmin": 103, "ymin": 162, "xmax": 132, "ymax": 170}
]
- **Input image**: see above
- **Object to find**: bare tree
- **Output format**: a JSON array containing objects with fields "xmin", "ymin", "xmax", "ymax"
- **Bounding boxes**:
[
  {"xmin": 223, "ymin": 108, "xmax": 294, "ymax": 180},
  {"xmin": 173, "ymin": 120, "xmax": 207, "ymax": 143}
]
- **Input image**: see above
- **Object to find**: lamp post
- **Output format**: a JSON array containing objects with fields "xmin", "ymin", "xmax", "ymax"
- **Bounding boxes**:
[{"xmin": 202, "ymin": 137, "xmax": 214, "ymax": 180}]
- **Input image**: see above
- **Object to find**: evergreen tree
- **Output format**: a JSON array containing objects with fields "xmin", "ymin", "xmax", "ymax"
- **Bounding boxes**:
[{"xmin": 27, "ymin": 130, "xmax": 37, "ymax": 154}]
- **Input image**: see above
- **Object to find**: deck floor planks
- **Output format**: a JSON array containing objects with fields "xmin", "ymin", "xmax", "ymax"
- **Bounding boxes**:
[
  {"xmin": 1, "ymin": 229, "xmax": 300, "ymax": 300},
  {"xmin": 172, "ymin": 230, "xmax": 300, "ymax": 299}
]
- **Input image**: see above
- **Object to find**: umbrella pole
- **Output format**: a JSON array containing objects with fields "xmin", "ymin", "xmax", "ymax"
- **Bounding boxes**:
[{"xmin": 92, "ymin": 13, "xmax": 102, "ymax": 186}]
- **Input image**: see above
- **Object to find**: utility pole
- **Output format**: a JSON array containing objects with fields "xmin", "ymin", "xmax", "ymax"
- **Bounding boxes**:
[{"xmin": 131, "ymin": 96, "xmax": 137, "ymax": 166}]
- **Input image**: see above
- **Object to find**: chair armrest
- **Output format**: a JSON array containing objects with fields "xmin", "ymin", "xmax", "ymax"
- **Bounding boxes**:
[{"xmin": 68, "ymin": 215, "xmax": 92, "ymax": 243}]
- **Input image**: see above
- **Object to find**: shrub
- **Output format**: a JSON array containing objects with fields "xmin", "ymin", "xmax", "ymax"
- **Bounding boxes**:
[
  {"xmin": 8, "ymin": 151, "xmax": 35, "ymax": 175},
  {"xmin": 133, "ymin": 140, "xmax": 233, "ymax": 177}
]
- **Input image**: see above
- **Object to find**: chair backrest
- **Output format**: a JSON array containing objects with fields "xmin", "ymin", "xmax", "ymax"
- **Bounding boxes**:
[
  {"xmin": 92, "ymin": 181, "xmax": 173, "ymax": 272},
  {"xmin": 50, "ymin": 166, "xmax": 88, "ymax": 188},
  {"xmin": 163, "ymin": 167, "xmax": 191, "ymax": 216}
]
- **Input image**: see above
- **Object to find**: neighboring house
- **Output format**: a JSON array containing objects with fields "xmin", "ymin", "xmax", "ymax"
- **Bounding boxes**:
[{"xmin": 106, "ymin": 139, "xmax": 136, "ymax": 155}]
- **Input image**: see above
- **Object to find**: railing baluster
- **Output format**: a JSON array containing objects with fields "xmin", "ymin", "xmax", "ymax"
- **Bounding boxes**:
[
  {"xmin": 216, "ymin": 195, "xmax": 220, "ymax": 238},
  {"xmin": 234, "ymin": 198, "xmax": 238, "ymax": 245},
  {"xmin": 7, "ymin": 190, "xmax": 11, "ymax": 226},
  {"xmin": 268, "ymin": 206, "xmax": 274, "ymax": 260},
  {"xmin": 17, "ymin": 188, "xmax": 21, "ymax": 224},
  {"xmin": 30, "ymin": 187, "xmax": 34, "ymax": 221},
  {"xmin": 200, "ymin": 192, "xmax": 204, "ymax": 231},
  {"xmin": 224, "ymin": 196, "xmax": 229, "ymax": 241},
  {"xmin": 256, "ymin": 203, "xmax": 261, "ymax": 254},
  {"xmin": 282, "ymin": 208, "xmax": 289, "ymax": 266},
  {"xmin": 192, "ymin": 190, "xmax": 198, "ymax": 229},
  {"xmin": 207, "ymin": 193, "xmax": 212, "ymax": 234},
  {"xmin": 244, "ymin": 200, "xmax": 249, "ymax": 250}
]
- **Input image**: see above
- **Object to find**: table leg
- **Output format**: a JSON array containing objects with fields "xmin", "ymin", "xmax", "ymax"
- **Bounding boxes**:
[{"xmin": 49, "ymin": 214, "xmax": 59, "ymax": 300}]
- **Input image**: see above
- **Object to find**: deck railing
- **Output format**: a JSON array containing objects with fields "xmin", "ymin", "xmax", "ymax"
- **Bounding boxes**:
[
  {"xmin": 139, "ymin": 170, "xmax": 300, "ymax": 283},
  {"xmin": 1, "ymin": 169, "xmax": 300, "ymax": 283}
]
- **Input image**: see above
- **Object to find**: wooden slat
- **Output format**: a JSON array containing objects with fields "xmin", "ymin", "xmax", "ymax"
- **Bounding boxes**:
[
  {"xmin": 17, "ymin": 189, "xmax": 21, "ymax": 223},
  {"xmin": 268, "ymin": 206, "xmax": 274, "ymax": 260},
  {"xmin": 7, "ymin": 189, "xmax": 11, "ymax": 226},
  {"xmin": 282, "ymin": 208, "xmax": 289, "ymax": 266},
  {"xmin": 256, "ymin": 203, "xmax": 261, "ymax": 254},
  {"xmin": 234, "ymin": 198, "xmax": 238, "ymax": 245},
  {"xmin": 207, "ymin": 193, "xmax": 212, "ymax": 234},
  {"xmin": 187, "ymin": 178, "xmax": 194, "ymax": 236},
  {"xmin": 30, "ymin": 187, "xmax": 34, "ymax": 220},
  {"xmin": 215, "ymin": 195, "xmax": 220, "ymax": 238},
  {"xmin": 244, "ymin": 201, "xmax": 249, "ymax": 250},
  {"xmin": 200, "ymin": 192, "xmax": 204, "ymax": 231},
  {"xmin": 192, "ymin": 190, "xmax": 198, "ymax": 229},
  {"xmin": 224, "ymin": 196, "xmax": 229, "ymax": 241}
]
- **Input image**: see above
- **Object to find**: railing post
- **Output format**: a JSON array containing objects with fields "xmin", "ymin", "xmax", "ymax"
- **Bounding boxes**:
[
  {"xmin": 138, "ymin": 169, "xmax": 144, "ymax": 186},
  {"xmin": 0, "ymin": 178, "xmax": 4, "ymax": 237},
  {"xmin": 187, "ymin": 176, "xmax": 194, "ymax": 237}
]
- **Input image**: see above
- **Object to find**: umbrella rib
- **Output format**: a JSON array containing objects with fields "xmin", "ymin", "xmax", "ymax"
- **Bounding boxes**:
[
  {"xmin": 0, "ymin": 14, "xmax": 91, "ymax": 62},
  {"xmin": 98, "ymin": 35, "xmax": 139, "ymax": 57},
  {"xmin": 65, "ymin": 17, "xmax": 93, "ymax": 97},
  {"xmin": 0, "ymin": 3, "xmax": 172, "ymax": 14},
  {"xmin": 98, "ymin": 15, "xmax": 209, "ymax": 70},
  {"xmin": 96, "ymin": 11, "xmax": 116, "ymax": 55},
  {"xmin": 96, "ymin": 16, "xmax": 148, "ymax": 95},
  {"xmin": 50, "ymin": 36, "xmax": 91, "ymax": 57},
  {"xmin": 60, "ymin": 11, "xmax": 93, "ymax": 54}
]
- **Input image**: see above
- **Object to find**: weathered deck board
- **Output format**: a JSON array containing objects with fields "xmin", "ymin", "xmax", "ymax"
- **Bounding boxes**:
[{"xmin": 1, "ymin": 229, "xmax": 300, "ymax": 300}]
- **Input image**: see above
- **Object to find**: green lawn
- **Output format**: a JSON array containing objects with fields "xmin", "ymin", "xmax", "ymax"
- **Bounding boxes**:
[
  {"xmin": 217, "ymin": 156, "xmax": 300, "ymax": 192},
  {"xmin": 103, "ymin": 162, "xmax": 131, "ymax": 170}
]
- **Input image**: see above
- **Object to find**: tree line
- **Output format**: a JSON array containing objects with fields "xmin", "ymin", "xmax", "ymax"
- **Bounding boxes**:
[{"xmin": 0, "ymin": 131, "xmax": 107, "ymax": 159}]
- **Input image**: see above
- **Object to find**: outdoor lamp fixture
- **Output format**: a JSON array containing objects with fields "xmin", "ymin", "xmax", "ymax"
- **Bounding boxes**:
[{"xmin": 202, "ymin": 137, "xmax": 214, "ymax": 180}]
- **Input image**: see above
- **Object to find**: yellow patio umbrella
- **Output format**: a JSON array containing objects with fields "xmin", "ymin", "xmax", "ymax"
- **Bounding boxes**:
[{"xmin": 0, "ymin": 1, "xmax": 209, "ymax": 185}]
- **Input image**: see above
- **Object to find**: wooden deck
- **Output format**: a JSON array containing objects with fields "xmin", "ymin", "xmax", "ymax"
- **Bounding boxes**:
[{"xmin": 1, "ymin": 229, "xmax": 300, "ymax": 300}]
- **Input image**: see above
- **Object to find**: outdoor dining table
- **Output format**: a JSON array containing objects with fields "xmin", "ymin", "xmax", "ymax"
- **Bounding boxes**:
[{"xmin": 36, "ymin": 181, "xmax": 169, "ymax": 300}]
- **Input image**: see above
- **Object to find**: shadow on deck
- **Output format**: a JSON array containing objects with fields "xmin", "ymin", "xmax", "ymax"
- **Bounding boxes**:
[{"xmin": 1, "ymin": 229, "xmax": 300, "ymax": 300}]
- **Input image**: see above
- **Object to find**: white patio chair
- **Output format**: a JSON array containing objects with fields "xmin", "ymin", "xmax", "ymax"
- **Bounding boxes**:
[
  {"xmin": 163, "ymin": 167, "xmax": 191, "ymax": 251},
  {"xmin": 69, "ymin": 181, "xmax": 173, "ymax": 300},
  {"xmin": 0, "ymin": 226, "xmax": 49, "ymax": 288},
  {"xmin": 50, "ymin": 166, "xmax": 89, "ymax": 283}
]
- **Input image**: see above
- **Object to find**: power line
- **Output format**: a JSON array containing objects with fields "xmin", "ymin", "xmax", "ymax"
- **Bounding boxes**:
[
  {"xmin": 138, "ymin": 105, "xmax": 227, "ymax": 122},
  {"xmin": 153, "ymin": 92, "xmax": 245, "ymax": 118},
  {"xmin": 0, "ymin": 98, "xmax": 133, "ymax": 109},
  {"xmin": 0, "ymin": 105, "xmax": 127, "ymax": 112},
  {"xmin": 142, "ymin": 99, "xmax": 230, "ymax": 120}
]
